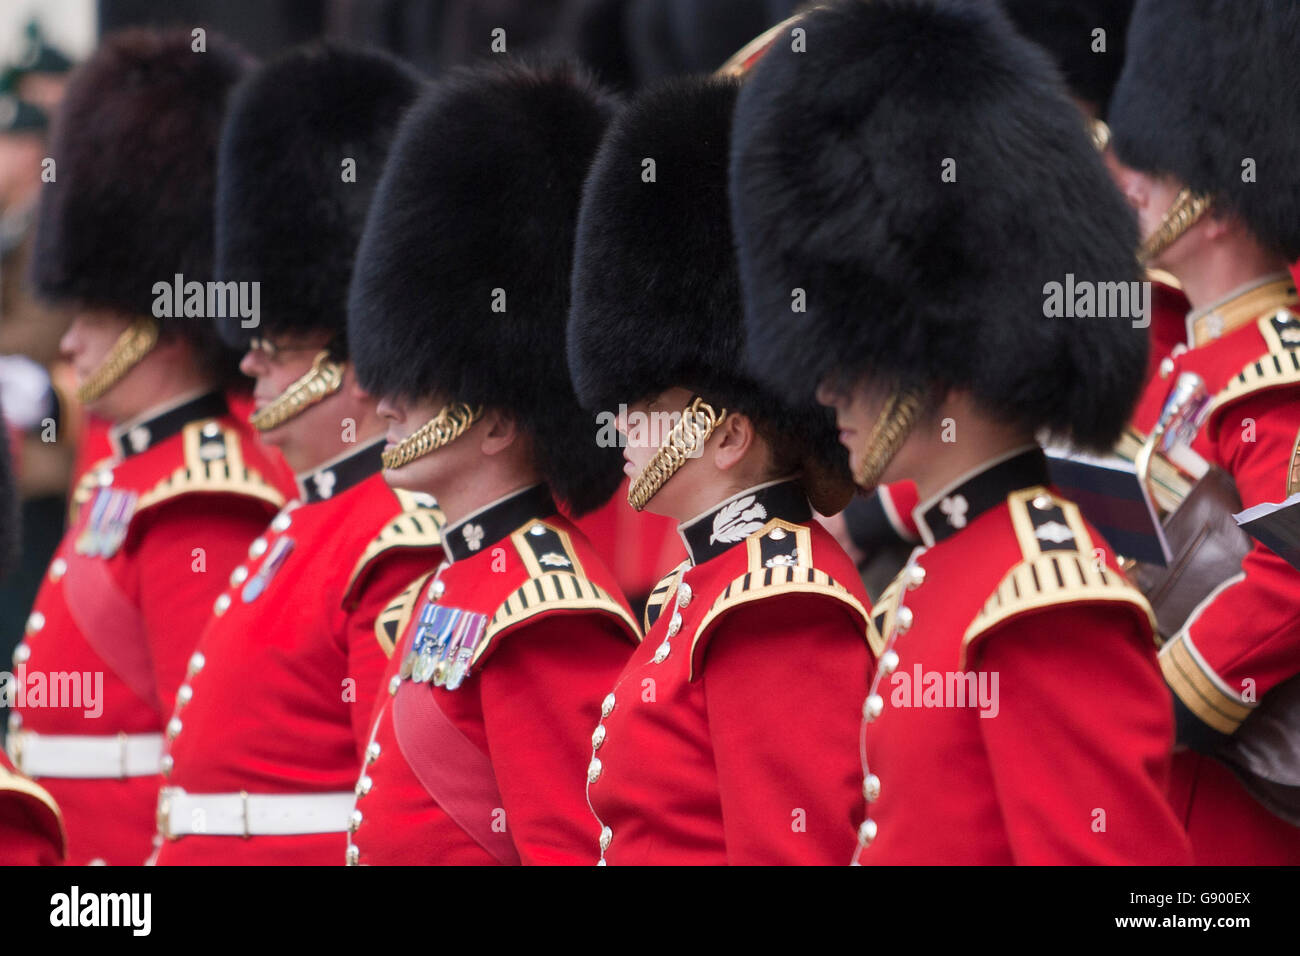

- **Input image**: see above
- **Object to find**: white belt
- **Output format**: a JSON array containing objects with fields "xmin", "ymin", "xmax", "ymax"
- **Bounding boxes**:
[
  {"xmin": 157, "ymin": 787, "xmax": 355, "ymax": 839},
  {"xmin": 6, "ymin": 730, "xmax": 163, "ymax": 779}
]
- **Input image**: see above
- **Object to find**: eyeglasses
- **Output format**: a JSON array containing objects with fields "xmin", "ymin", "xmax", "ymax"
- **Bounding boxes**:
[{"xmin": 247, "ymin": 337, "xmax": 329, "ymax": 362}]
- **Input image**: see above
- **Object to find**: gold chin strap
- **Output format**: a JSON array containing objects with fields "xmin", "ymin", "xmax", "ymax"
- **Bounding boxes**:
[
  {"xmin": 1139, "ymin": 187, "xmax": 1213, "ymax": 265},
  {"xmin": 381, "ymin": 402, "xmax": 482, "ymax": 471},
  {"xmin": 853, "ymin": 389, "xmax": 924, "ymax": 490},
  {"xmin": 77, "ymin": 317, "xmax": 160, "ymax": 404},
  {"xmin": 249, "ymin": 350, "xmax": 345, "ymax": 433},
  {"xmin": 627, "ymin": 396, "xmax": 727, "ymax": 512}
]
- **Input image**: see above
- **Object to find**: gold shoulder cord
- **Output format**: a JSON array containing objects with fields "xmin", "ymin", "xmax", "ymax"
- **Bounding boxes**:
[
  {"xmin": 1139, "ymin": 188, "xmax": 1213, "ymax": 265},
  {"xmin": 627, "ymin": 397, "xmax": 727, "ymax": 512},
  {"xmin": 248, "ymin": 349, "xmax": 345, "ymax": 432},
  {"xmin": 77, "ymin": 317, "xmax": 160, "ymax": 403},
  {"xmin": 381, "ymin": 402, "xmax": 482, "ymax": 470}
]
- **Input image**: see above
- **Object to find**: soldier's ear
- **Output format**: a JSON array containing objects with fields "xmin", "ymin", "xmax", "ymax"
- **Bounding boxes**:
[
  {"xmin": 478, "ymin": 409, "xmax": 522, "ymax": 457},
  {"xmin": 710, "ymin": 411, "xmax": 756, "ymax": 475}
]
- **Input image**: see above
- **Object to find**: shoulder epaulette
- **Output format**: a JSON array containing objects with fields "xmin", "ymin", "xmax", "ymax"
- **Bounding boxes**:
[
  {"xmin": 643, "ymin": 561, "xmax": 689, "ymax": 634},
  {"xmin": 343, "ymin": 489, "xmax": 445, "ymax": 608},
  {"xmin": 374, "ymin": 571, "xmax": 432, "ymax": 658},
  {"xmin": 471, "ymin": 519, "xmax": 641, "ymax": 669},
  {"xmin": 688, "ymin": 518, "xmax": 870, "ymax": 681},
  {"xmin": 961, "ymin": 487, "xmax": 1156, "ymax": 668},
  {"xmin": 1210, "ymin": 310, "xmax": 1300, "ymax": 413},
  {"xmin": 135, "ymin": 420, "xmax": 284, "ymax": 513},
  {"xmin": 0, "ymin": 758, "xmax": 65, "ymax": 851}
]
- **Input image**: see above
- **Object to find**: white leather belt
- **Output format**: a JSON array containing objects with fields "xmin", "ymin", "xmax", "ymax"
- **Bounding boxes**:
[
  {"xmin": 6, "ymin": 730, "xmax": 163, "ymax": 779},
  {"xmin": 156, "ymin": 787, "xmax": 355, "ymax": 839}
]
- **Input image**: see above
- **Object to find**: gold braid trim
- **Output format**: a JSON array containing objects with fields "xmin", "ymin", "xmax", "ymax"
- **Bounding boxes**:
[
  {"xmin": 248, "ymin": 349, "xmax": 345, "ymax": 432},
  {"xmin": 77, "ymin": 317, "xmax": 159, "ymax": 403},
  {"xmin": 381, "ymin": 402, "xmax": 481, "ymax": 470},
  {"xmin": 853, "ymin": 389, "xmax": 923, "ymax": 489},
  {"xmin": 627, "ymin": 397, "xmax": 727, "ymax": 512},
  {"xmin": 1139, "ymin": 188, "xmax": 1213, "ymax": 265}
]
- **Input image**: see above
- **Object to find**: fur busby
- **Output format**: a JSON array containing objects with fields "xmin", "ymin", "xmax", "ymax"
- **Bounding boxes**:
[
  {"xmin": 568, "ymin": 76, "xmax": 852, "ymax": 510},
  {"xmin": 1000, "ymin": 0, "xmax": 1132, "ymax": 115},
  {"xmin": 214, "ymin": 45, "xmax": 422, "ymax": 354},
  {"xmin": 348, "ymin": 60, "xmax": 621, "ymax": 515},
  {"xmin": 730, "ymin": 0, "xmax": 1146, "ymax": 452},
  {"xmin": 31, "ymin": 29, "xmax": 252, "ymax": 319},
  {"xmin": 1109, "ymin": 0, "xmax": 1300, "ymax": 260}
]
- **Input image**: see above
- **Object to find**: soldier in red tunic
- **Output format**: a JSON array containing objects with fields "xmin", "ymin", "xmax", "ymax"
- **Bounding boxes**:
[
  {"xmin": 152, "ymin": 47, "xmax": 446, "ymax": 866},
  {"xmin": 4, "ymin": 30, "xmax": 291, "ymax": 866},
  {"xmin": 341, "ymin": 61, "xmax": 639, "ymax": 865},
  {"xmin": 566, "ymin": 76, "xmax": 873, "ymax": 865},
  {"xmin": 730, "ymin": 0, "xmax": 1191, "ymax": 864},
  {"xmin": 1106, "ymin": 0, "xmax": 1300, "ymax": 863}
]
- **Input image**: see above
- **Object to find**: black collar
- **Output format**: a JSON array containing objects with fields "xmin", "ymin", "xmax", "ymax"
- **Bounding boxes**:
[
  {"xmin": 297, "ymin": 438, "xmax": 386, "ymax": 504},
  {"xmin": 678, "ymin": 478, "xmax": 812, "ymax": 567},
  {"xmin": 443, "ymin": 484, "xmax": 556, "ymax": 563},
  {"xmin": 912, "ymin": 446, "xmax": 1049, "ymax": 546},
  {"xmin": 109, "ymin": 391, "xmax": 229, "ymax": 459}
]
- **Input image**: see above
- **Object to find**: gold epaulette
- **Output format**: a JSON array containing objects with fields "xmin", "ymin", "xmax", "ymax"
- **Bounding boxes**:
[
  {"xmin": 0, "ymin": 758, "xmax": 65, "ymax": 851},
  {"xmin": 688, "ymin": 518, "xmax": 870, "ymax": 680},
  {"xmin": 471, "ymin": 519, "xmax": 641, "ymax": 669},
  {"xmin": 643, "ymin": 561, "xmax": 688, "ymax": 633},
  {"xmin": 961, "ymin": 487, "xmax": 1156, "ymax": 668},
  {"xmin": 1209, "ymin": 310, "xmax": 1300, "ymax": 414},
  {"xmin": 343, "ymin": 489, "xmax": 445, "ymax": 607},
  {"xmin": 374, "ymin": 571, "xmax": 432, "ymax": 658},
  {"xmin": 135, "ymin": 420, "xmax": 284, "ymax": 513}
]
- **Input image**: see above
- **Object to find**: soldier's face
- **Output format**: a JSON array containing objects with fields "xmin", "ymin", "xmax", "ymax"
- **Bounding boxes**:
[
  {"xmin": 60, "ymin": 310, "xmax": 134, "ymax": 417},
  {"xmin": 1109, "ymin": 160, "xmax": 1198, "ymax": 269},
  {"xmin": 816, "ymin": 377, "xmax": 915, "ymax": 489},
  {"xmin": 377, "ymin": 392, "xmax": 462, "ymax": 492},
  {"xmin": 239, "ymin": 332, "xmax": 335, "ymax": 460}
]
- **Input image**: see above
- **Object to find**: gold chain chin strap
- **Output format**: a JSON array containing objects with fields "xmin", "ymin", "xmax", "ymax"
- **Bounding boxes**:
[
  {"xmin": 381, "ymin": 402, "xmax": 482, "ymax": 470},
  {"xmin": 76, "ymin": 317, "xmax": 160, "ymax": 403},
  {"xmin": 627, "ymin": 396, "xmax": 728, "ymax": 512},
  {"xmin": 1139, "ymin": 187, "xmax": 1213, "ymax": 265},
  {"xmin": 248, "ymin": 349, "xmax": 346, "ymax": 432},
  {"xmin": 853, "ymin": 389, "xmax": 924, "ymax": 490}
]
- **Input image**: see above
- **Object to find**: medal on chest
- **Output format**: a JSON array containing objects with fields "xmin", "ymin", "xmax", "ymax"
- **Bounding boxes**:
[
  {"xmin": 74, "ymin": 487, "xmax": 139, "ymax": 558},
  {"xmin": 401, "ymin": 596, "xmax": 488, "ymax": 691}
]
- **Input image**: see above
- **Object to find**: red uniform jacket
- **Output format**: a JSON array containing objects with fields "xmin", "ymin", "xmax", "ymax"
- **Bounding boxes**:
[
  {"xmin": 347, "ymin": 484, "xmax": 639, "ymax": 865},
  {"xmin": 587, "ymin": 479, "xmax": 874, "ymax": 865},
  {"xmin": 6, "ymin": 392, "xmax": 289, "ymax": 864},
  {"xmin": 0, "ymin": 750, "xmax": 65, "ymax": 866},
  {"xmin": 154, "ymin": 440, "xmax": 445, "ymax": 865},
  {"xmin": 1129, "ymin": 273, "xmax": 1300, "ymax": 863},
  {"xmin": 857, "ymin": 448, "xmax": 1192, "ymax": 865}
]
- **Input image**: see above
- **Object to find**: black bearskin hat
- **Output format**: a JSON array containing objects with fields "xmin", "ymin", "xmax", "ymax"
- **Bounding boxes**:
[
  {"xmin": 1109, "ymin": 0, "xmax": 1300, "ymax": 260},
  {"xmin": 568, "ymin": 76, "xmax": 853, "ymax": 513},
  {"xmin": 213, "ymin": 45, "xmax": 422, "ymax": 354},
  {"xmin": 31, "ymin": 29, "xmax": 251, "ymax": 321},
  {"xmin": 348, "ymin": 60, "xmax": 622, "ymax": 516},
  {"xmin": 731, "ymin": 0, "xmax": 1146, "ymax": 452}
]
